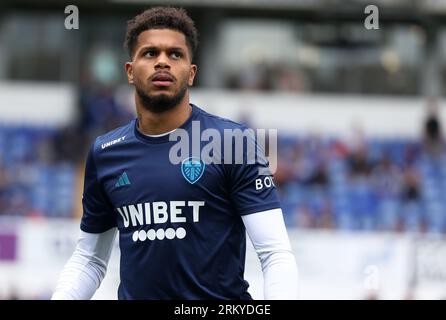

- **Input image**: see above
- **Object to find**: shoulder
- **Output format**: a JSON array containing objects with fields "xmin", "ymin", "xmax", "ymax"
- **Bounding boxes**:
[
  {"xmin": 194, "ymin": 105, "xmax": 249, "ymax": 132},
  {"xmin": 91, "ymin": 120, "xmax": 135, "ymax": 155}
]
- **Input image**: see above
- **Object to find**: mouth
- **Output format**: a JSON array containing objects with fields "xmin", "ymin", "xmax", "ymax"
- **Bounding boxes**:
[{"xmin": 151, "ymin": 73, "xmax": 174, "ymax": 87}]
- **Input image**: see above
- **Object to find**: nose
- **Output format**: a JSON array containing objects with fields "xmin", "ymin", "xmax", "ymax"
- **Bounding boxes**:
[{"xmin": 154, "ymin": 52, "xmax": 170, "ymax": 70}]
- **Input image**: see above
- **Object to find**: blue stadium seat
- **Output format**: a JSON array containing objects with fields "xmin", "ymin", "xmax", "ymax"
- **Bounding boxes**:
[{"xmin": 425, "ymin": 201, "xmax": 446, "ymax": 234}]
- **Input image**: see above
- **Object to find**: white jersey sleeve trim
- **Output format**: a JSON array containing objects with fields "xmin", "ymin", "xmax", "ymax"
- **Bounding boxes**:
[
  {"xmin": 242, "ymin": 208, "xmax": 298, "ymax": 300},
  {"xmin": 51, "ymin": 227, "xmax": 117, "ymax": 300}
]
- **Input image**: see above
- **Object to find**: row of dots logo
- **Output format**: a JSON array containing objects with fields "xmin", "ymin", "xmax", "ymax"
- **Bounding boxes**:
[{"xmin": 132, "ymin": 227, "xmax": 186, "ymax": 242}]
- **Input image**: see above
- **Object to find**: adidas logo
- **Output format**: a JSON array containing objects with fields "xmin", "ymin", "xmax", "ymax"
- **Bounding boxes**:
[{"xmin": 115, "ymin": 172, "xmax": 131, "ymax": 188}]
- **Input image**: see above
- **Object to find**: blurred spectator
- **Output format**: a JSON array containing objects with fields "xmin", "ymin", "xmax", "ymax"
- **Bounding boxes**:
[
  {"xmin": 330, "ymin": 138, "xmax": 350, "ymax": 159},
  {"xmin": 370, "ymin": 154, "xmax": 402, "ymax": 198},
  {"xmin": 345, "ymin": 125, "xmax": 373, "ymax": 178},
  {"xmin": 51, "ymin": 125, "xmax": 87, "ymax": 163},
  {"xmin": 294, "ymin": 205, "xmax": 315, "ymax": 228},
  {"xmin": 79, "ymin": 84, "xmax": 134, "ymax": 142},
  {"xmin": 304, "ymin": 161, "xmax": 329, "ymax": 186},
  {"xmin": 347, "ymin": 147, "xmax": 373, "ymax": 178},
  {"xmin": 399, "ymin": 165, "xmax": 422, "ymax": 232},
  {"xmin": 422, "ymin": 97, "xmax": 444, "ymax": 157},
  {"xmin": 316, "ymin": 201, "xmax": 334, "ymax": 229},
  {"xmin": 274, "ymin": 157, "xmax": 295, "ymax": 188},
  {"xmin": 401, "ymin": 166, "xmax": 421, "ymax": 203}
]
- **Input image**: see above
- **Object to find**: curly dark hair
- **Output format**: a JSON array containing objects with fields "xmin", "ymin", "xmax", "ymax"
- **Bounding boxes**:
[{"xmin": 124, "ymin": 7, "xmax": 198, "ymax": 60}]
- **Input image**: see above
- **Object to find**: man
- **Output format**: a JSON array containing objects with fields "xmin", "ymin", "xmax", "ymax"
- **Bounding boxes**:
[{"xmin": 52, "ymin": 6, "xmax": 298, "ymax": 300}]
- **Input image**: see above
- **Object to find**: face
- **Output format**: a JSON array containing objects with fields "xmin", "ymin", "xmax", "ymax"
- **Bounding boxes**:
[{"xmin": 125, "ymin": 29, "xmax": 197, "ymax": 113}]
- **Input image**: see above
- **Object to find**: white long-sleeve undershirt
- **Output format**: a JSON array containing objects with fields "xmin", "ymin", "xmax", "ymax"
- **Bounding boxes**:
[
  {"xmin": 242, "ymin": 208, "xmax": 298, "ymax": 299},
  {"xmin": 51, "ymin": 227, "xmax": 117, "ymax": 300}
]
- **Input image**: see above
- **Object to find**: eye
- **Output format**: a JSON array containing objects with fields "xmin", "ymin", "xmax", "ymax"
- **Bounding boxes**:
[
  {"xmin": 144, "ymin": 50, "xmax": 156, "ymax": 58},
  {"xmin": 170, "ymin": 51, "xmax": 183, "ymax": 59}
]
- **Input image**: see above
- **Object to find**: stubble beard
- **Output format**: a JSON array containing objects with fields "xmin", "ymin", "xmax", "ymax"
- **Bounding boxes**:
[{"xmin": 135, "ymin": 81, "xmax": 188, "ymax": 114}]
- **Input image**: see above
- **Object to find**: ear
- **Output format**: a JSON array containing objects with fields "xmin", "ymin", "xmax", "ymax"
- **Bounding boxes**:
[
  {"xmin": 188, "ymin": 64, "xmax": 197, "ymax": 86},
  {"xmin": 125, "ymin": 61, "xmax": 134, "ymax": 84}
]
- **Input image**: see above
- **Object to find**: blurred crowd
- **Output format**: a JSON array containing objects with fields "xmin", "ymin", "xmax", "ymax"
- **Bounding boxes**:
[
  {"xmin": 277, "ymin": 98, "xmax": 446, "ymax": 233},
  {"xmin": 1, "ymin": 92, "xmax": 446, "ymax": 235},
  {"xmin": 0, "ymin": 82, "xmax": 134, "ymax": 218}
]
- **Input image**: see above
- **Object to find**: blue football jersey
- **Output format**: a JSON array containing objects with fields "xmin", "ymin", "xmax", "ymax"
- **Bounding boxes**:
[{"xmin": 80, "ymin": 104, "xmax": 281, "ymax": 299}]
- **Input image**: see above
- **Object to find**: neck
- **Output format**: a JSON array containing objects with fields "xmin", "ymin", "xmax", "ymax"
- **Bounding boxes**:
[{"xmin": 135, "ymin": 92, "xmax": 192, "ymax": 135}]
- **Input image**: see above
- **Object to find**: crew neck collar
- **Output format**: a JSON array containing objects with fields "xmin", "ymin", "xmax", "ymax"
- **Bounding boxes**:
[{"xmin": 134, "ymin": 103, "xmax": 199, "ymax": 144}]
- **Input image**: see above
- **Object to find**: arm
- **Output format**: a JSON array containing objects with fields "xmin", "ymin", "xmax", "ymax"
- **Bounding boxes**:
[
  {"xmin": 52, "ymin": 142, "xmax": 118, "ymax": 300},
  {"xmin": 242, "ymin": 208, "xmax": 298, "ymax": 300},
  {"xmin": 51, "ymin": 227, "xmax": 117, "ymax": 300}
]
